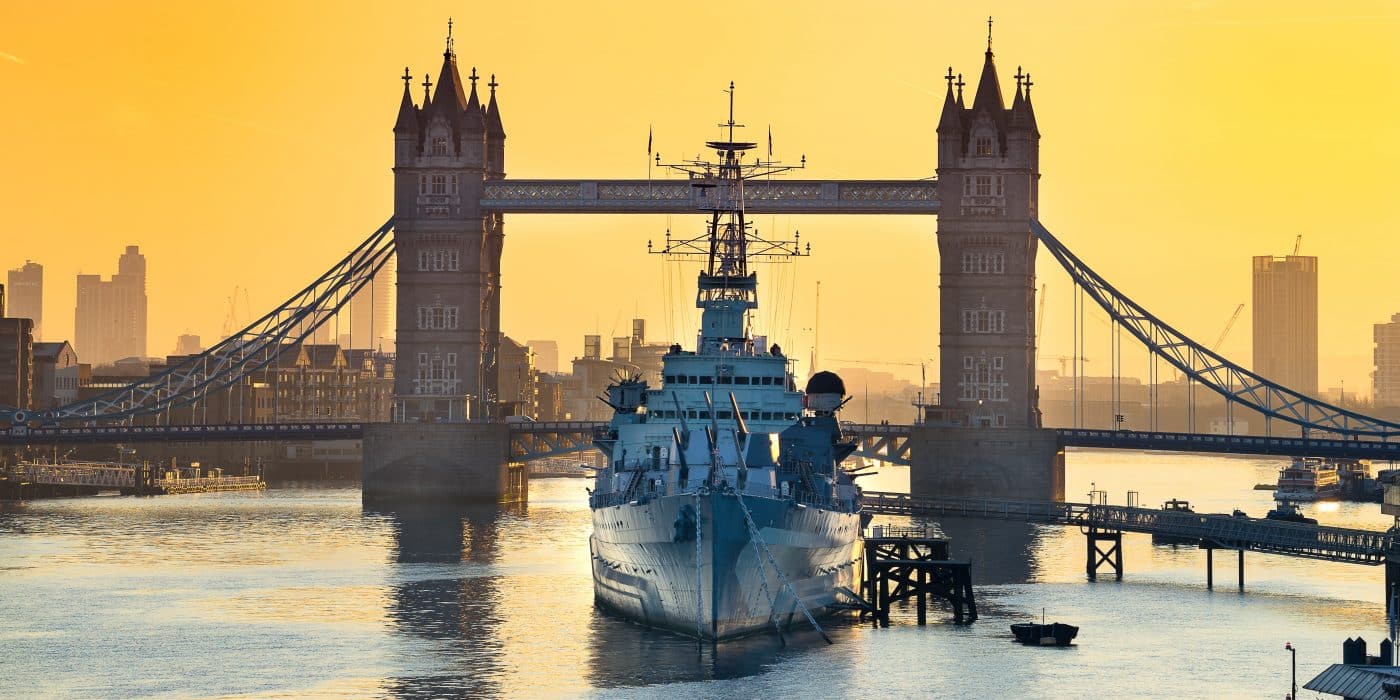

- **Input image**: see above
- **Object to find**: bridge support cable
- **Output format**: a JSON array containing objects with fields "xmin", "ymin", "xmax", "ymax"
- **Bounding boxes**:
[
  {"xmin": 1033, "ymin": 219, "xmax": 1400, "ymax": 440},
  {"xmin": 2, "ymin": 219, "xmax": 397, "ymax": 424}
]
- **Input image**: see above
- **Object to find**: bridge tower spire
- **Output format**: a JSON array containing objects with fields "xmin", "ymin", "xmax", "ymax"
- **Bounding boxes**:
[
  {"xmin": 390, "ymin": 25, "xmax": 503, "ymax": 422},
  {"xmin": 935, "ymin": 27, "xmax": 1042, "ymax": 429}
]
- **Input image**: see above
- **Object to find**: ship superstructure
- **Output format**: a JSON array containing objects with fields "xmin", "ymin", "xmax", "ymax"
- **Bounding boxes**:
[{"xmin": 587, "ymin": 85, "xmax": 864, "ymax": 640}]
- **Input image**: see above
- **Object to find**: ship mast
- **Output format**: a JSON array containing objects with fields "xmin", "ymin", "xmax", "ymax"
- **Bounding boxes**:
[{"xmin": 650, "ymin": 82, "xmax": 808, "ymax": 353}]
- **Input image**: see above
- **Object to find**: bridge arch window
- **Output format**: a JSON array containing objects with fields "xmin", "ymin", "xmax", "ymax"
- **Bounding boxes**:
[
  {"xmin": 432, "ymin": 136, "xmax": 449, "ymax": 156},
  {"xmin": 974, "ymin": 137, "xmax": 994, "ymax": 157}
]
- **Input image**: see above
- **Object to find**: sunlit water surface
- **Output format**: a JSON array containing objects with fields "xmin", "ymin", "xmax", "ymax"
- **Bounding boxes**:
[{"xmin": 2, "ymin": 449, "xmax": 1393, "ymax": 698}]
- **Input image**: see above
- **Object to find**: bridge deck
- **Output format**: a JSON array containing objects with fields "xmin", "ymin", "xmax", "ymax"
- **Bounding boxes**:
[{"xmin": 862, "ymin": 491, "xmax": 1398, "ymax": 565}]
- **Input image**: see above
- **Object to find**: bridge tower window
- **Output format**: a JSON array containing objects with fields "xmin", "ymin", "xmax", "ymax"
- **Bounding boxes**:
[{"xmin": 416, "ymin": 304, "xmax": 460, "ymax": 330}]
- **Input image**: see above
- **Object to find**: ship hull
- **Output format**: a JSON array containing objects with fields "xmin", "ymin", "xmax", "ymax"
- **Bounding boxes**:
[{"xmin": 590, "ymin": 491, "xmax": 861, "ymax": 640}]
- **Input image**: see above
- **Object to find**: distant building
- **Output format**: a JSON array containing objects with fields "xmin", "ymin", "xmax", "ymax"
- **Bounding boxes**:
[
  {"xmin": 32, "ymin": 341, "xmax": 79, "ymax": 410},
  {"xmin": 6, "ymin": 261, "xmax": 42, "ymax": 340},
  {"xmin": 1252, "ymin": 255, "xmax": 1318, "ymax": 396},
  {"xmin": 498, "ymin": 336, "xmax": 536, "ymax": 417},
  {"xmin": 1375, "ymin": 313, "xmax": 1400, "ymax": 408},
  {"xmin": 173, "ymin": 333, "xmax": 202, "ymax": 356},
  {"xmin": 0, "ymin": 318, "xmax": 35, "ymax": 410},
  {"xmin": 344, "ymin": 255, "xmax": 395, "ymax": 350},
  {"xmin": 527, "ymin": 339, "xmax": 559, "ymax": 375},
  {"xmin": 75, "ymin": 246, "xmax": 148, "ymax": 366},
  {"xmin": 535, "ymin": 372, "xmax": 566, "ymax": 421}
]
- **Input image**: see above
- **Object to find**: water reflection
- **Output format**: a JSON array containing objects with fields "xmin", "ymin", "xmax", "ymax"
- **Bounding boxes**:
[
  {"xmin": 586, "ymin": 605, "xmax": 866, "ymax": 688},
  {"xmin": 369, "ymin": 502, "xmax": 522, "ymax": 699},
  {"xmin": 925, "ymin": 517, "xmax": 1042, "ymax": 585}
]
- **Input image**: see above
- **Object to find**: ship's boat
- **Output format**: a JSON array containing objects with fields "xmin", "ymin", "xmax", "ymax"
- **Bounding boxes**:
[
  {"xmin": 1151, "ymin": 499, "xmax": 1199, "ymax": 545},
  {"xmin": 1265, "ymin": 500, "xmax": 1317, "ymax": 525},
  {"xmin": 1010, "ymin": 622, "xmax": 1079, "ymax": 646},
  {"xmin": 588, "ymin": 90, "xmax": 863, "ymax": 641}
]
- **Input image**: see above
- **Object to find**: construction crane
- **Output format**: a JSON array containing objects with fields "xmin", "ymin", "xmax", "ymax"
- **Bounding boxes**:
[
  {"xmin": 1034, "ymin": 284, "xmax": 1091, "ymax": 376},
  {"xmin": 1052, "ymin": 356, "xmax": 1090, "ymax": 376},
  {"xmin": 1292, "ymin": 234, "xmax": 1302, "ymax": 256},
  {"xmin": 1173, "ymin": 302, "xmax": 1244, "ymax": 380},
  {"xmin": 221, "ymin": 286, "xmax": 251, "ymax": 340},
  {"xmin": 1212, "ymin": 303, "xmax": 1245, "ymax": 352}
]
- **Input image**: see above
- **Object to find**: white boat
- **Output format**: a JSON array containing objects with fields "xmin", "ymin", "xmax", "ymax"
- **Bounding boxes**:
[{"xmin": 1275, "ymin": 457, "xmax": 1341, "ymax": 502}]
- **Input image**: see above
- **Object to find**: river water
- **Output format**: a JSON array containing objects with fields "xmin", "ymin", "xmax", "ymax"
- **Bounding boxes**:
[{"xmin": 2, "ymin": 449, "xmax": 1394, "ymax": 698}]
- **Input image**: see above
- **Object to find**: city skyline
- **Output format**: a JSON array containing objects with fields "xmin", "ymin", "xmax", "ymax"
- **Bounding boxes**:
[{"xmin": 3, "ymin": 2, "xmax": 1398, "ymax": 395}]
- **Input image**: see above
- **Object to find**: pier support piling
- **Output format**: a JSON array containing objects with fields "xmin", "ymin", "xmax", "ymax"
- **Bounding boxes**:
[
  {"xmin": 1206, "ymin": 546, "xmax": 1213, "ymax": 589},
  {"xmin": 1238, "ymin": 550, "xmax": 1245, "ymax": 591},
  {"xmin": 1085, "ymin": 526, "xmax": 1123, "ymax": 581},
  {"xmin": 862, "ymin": 529, "xmax": 976, "ymax": 626}
]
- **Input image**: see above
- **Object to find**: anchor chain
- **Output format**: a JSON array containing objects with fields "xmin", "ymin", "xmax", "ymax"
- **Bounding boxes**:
[
  {"xmin": 694, "ymin": 489, "xmax": 705, "ymax": 640},
  {"xmin": 732, "ymin": 488, "xmax": 832, "ymax": 644}
]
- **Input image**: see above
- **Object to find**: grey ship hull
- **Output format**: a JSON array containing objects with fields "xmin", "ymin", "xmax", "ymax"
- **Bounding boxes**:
[{"xmin": 590, "ymin": 490, "xmax": 861, "ymax": 640}]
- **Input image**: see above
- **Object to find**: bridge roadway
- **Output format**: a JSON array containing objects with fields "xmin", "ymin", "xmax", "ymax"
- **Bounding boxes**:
[
  {"xmin": 7, "ymin": 421, "xmax": 1400, "ymax": 463},
  {"xmin": 861, "ymin": 490, "xmax": 1399, "ymax": 566},
  {"xmin": 843, "ymin": 424, "xmax": 1400, "ymax": 464}
]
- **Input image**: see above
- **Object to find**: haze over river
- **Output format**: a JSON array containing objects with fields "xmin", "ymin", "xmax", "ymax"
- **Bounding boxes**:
[{"xmin": 2, "ymin": 449, "xmax": 1393, "ymax": 698}]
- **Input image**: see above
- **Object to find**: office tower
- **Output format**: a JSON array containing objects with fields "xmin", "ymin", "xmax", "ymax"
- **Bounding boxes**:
[
  {"xmin": 7, "ymin": 261, "xmax": 43, "ymax": 340},
  {"xmin": 75, "ymin": 246, "xmax": 148, "ymax": 366},
  {"xmin": 1252, "ymin": 255, "xmax": 1318, "ymax": 396},
  {"xmin": 1375, "ymin": 313, "xmax": 1400, "ymax": 408}
]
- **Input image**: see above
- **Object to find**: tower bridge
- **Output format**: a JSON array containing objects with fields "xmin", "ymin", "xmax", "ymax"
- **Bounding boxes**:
[{"xmin": 5, "ymin": 26, "xmax": 1400, "ymax": 505}]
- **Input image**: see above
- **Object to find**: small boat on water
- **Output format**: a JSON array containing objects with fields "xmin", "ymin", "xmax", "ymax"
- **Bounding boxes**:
[
  {"xmin": 1010, "ymin": 622, "xmax": 1079, "ymax": 646},
  {"xmin": 1275, "ymin": 457, "xmax": 1341, "ymax": 502},
  {"xmin": 1152, "ymin": 499, "xmax": 1199, "ymax": 545},
  {"xmin": 1265, "ymin": 500, "xmax": 1317, "ymax": 525}
]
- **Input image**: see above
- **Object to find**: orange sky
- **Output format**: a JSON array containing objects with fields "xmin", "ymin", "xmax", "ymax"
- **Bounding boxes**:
[{"xmin": 3, "ymin": 1, "xmax": 1399, "ymax": 396}]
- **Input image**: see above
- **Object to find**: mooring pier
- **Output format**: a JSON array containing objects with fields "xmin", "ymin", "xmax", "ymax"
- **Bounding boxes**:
[
  {"xmin": 863, "ymin": 491, "xmax": 1400, "ymax": 596},
  {"xmin": 0, "ymin": 461, "xmax": 265, "ymax": 499},
  {"xmin": 860, "ymin": 525, "xmax": 978, "ymax": 626}
]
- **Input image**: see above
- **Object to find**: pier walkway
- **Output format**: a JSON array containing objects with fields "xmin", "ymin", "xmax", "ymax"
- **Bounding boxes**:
[
  {"xmin": 861, "ymin": 491, "xmax": 1396, "ymax": 564},
  {"xmin": 2, "ymin": 462, "xmax": 264, "ymax": 497}
]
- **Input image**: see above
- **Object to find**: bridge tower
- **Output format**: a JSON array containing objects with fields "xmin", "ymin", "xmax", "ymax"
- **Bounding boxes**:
[
  {"xmin": 389, "ymin": 24, "xmax": 506, "ymax": 423},
  {"xmin": 364, "ymin": 25, "xmax": 517, "ymax": 505},
  {"xmin": 911, "ymin": 28, "xmax": 1063, "ymax": 502},
  {"xmin": 934, "ymin": 35, "xmax": 1041, "ymax": 429}
]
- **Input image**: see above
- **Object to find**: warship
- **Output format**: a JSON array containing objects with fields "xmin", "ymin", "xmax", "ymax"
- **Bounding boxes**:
[{"xmin": 588, "ymin": 85, "xmax": 865, "ymax": 640}]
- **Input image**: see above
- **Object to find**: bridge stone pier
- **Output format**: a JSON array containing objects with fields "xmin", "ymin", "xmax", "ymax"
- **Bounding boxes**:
[
  {"xmin": 363, "ymin": 423, "xmax": 523, "ymax": 504},
  {"xmin": 908, "ymin": 427, "xmax": 1065, "ymax": 502}
]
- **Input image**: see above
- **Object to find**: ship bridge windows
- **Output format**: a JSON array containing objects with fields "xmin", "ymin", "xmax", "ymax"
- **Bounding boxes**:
[{"xmin": 666, "ymin": 373, "xmax": 785, "ymax": 386}]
